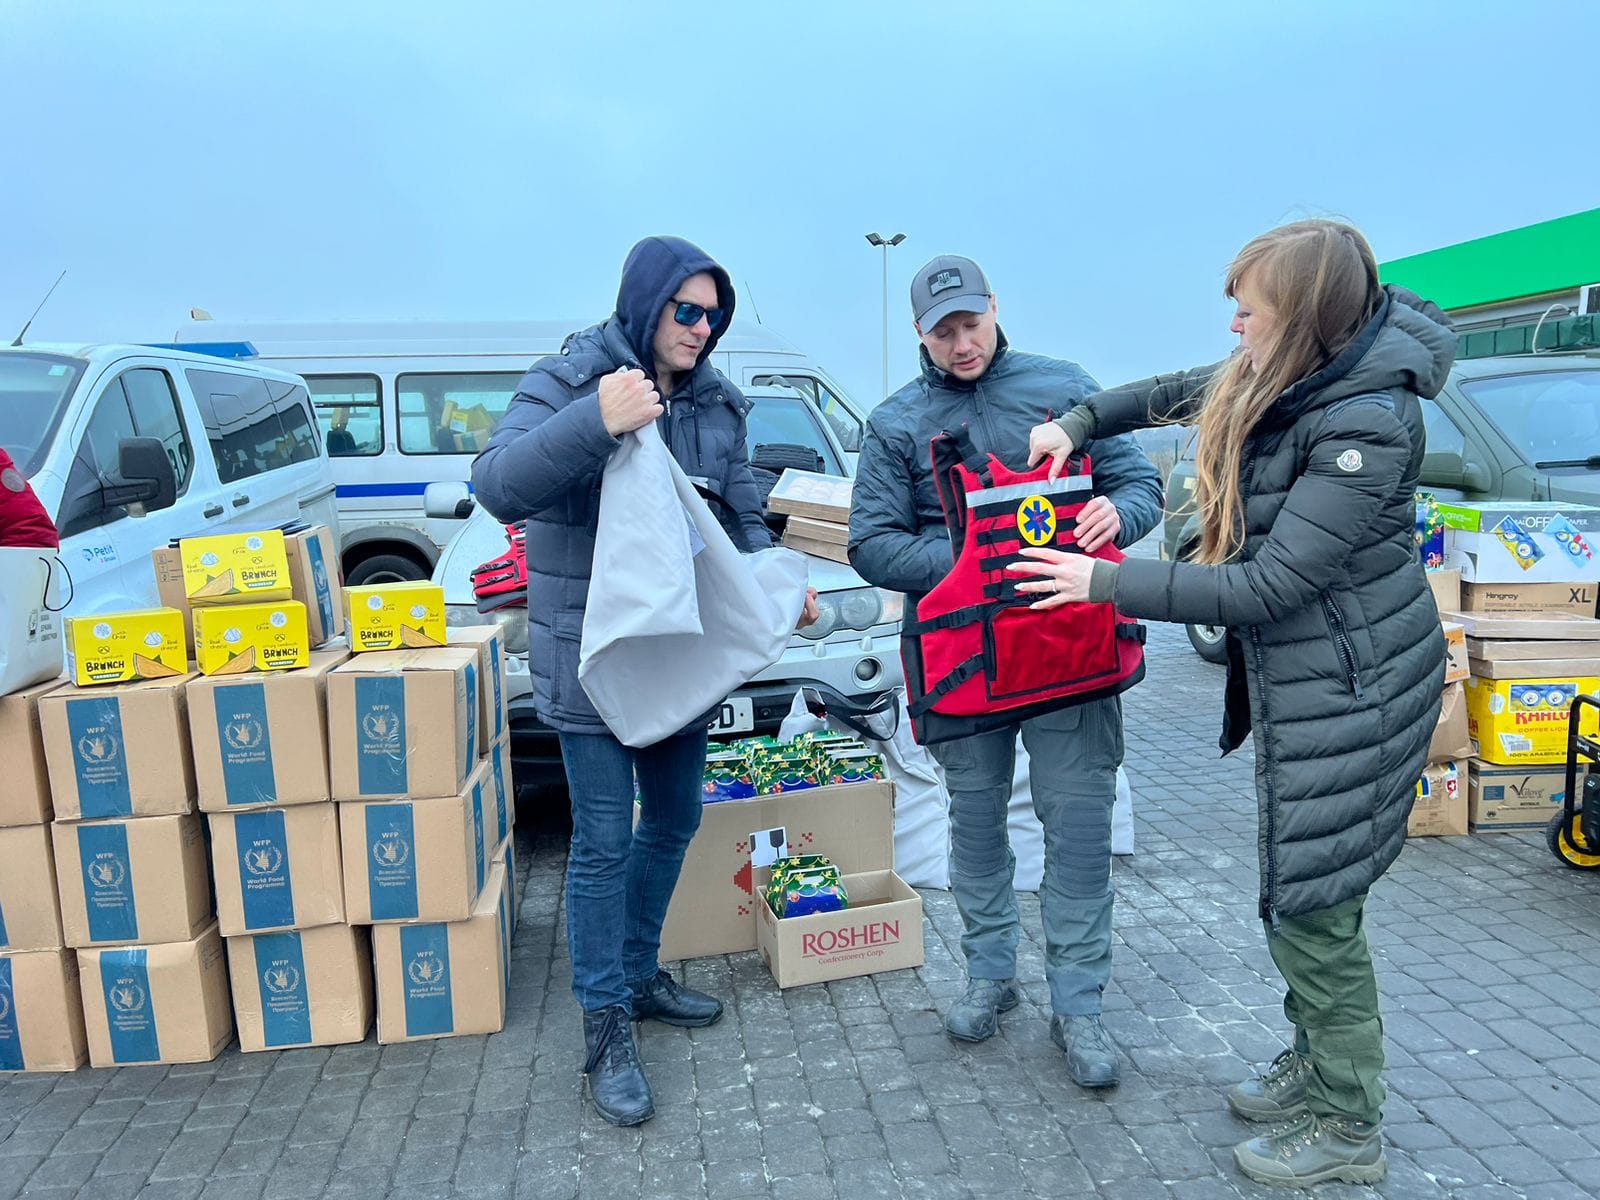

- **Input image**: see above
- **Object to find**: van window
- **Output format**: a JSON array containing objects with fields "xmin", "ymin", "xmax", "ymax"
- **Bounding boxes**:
[
  {"xmin": 751, "ymin": 374, "xmax": 863, "ymax": 452},
  {"xmin": 1459, "ymin": 369, "xmax": 1600, "ymax": 466},
  {"xmin": 59, "ymin": 369, "xmax": 193, "ymax": 539},
  {"xmin": 397, "ymin": 372, "xmax": 520, "ymax": 455},
  {"xmin": 306, "ymin": 375, "xmax": 383, "ymax": 456},
  {"xmin": 1419, "ymin": 398, "xmax": 1466, "ymax": 459},
  {"xmin": 0, "ymin": 352, "xmax": 85, "ymax": 478},
  {"xmin": 266, "ymin": 379, "xmax": 323, "ymax": 464},
  {"xmin": 187, "ymin": 367, "xmax": 297, "ymax": 484}
]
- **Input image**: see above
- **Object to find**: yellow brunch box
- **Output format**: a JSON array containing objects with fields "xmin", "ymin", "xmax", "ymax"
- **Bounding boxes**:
[
  {"xmin": 180, "ymin": 531, "xmax": 292, "ymax": 603},
  {"xmin": 64, "ymin": 609, "xmax": 187, "ymax": 686},
  {"xmin": 345, "ymin": 582, "xmax": 446, "ymax": 652},
  {"xmin": 192, "ymin": 600, "xmax": 311, "ymax": 676}
]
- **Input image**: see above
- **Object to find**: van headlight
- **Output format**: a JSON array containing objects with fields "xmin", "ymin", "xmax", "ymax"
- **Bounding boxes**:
[
  {"xmin": 446, "ymin": 604, "xmax": 529, "ymax": 655},
  {"xmin": 798, "ymin": 588, "xmax": 903, "ymax": 641}
]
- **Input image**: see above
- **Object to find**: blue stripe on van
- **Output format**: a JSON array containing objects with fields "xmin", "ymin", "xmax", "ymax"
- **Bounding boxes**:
[{"xmin": 334, "ymin": 483, "xmax": 476, "ymax": 498}]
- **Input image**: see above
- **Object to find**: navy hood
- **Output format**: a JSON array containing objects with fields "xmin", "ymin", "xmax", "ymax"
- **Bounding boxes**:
[{"xmin": 614, "ymin": 236, "xmax": 736, "ymax": 381}]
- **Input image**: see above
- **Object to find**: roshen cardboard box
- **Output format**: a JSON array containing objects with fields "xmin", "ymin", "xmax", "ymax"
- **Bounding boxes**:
[
  {"xmin": 1440, "ymin": 501, "xmax": 1600, "ymax": 585},
  {"xmin": 285, "ymin": 525, "xmax": 345, "ymax": 646},
  {"xmin": 209, "ymin": 804, "xmax": 345, "ymax": 936},
  {"xmin": 1465, "ymin": 673, "xmax": 1600, "ymax": 765},
  {"xmin": 180, "ymin": 529, "xmax": 292, "ymax": 603},
  {"xmin": 227, "ymin": 923, "xmax": 373, "ymax": 1052},
  {"xmin": 40, "ymin": 674, "xmax": 197, "ymax": 821},
  {"xmin": 659, "ymin": 780, "xmax": 899, "ymax": 962},
  {"xmin": 63, "ymin": 609, "xmax": 186, "ymax": 687},
  {"xmin": 341, "ymin": 758, "xmax": 493, "ymax": 924},
  {"xmin": 53, "ymin": 814, "xmax": 212, "ymax": 948},
  {"xmin": 758, "ymin": 867, "xmax": 924, "ymax": 988},
  {"xmin": 189, "ymin": 650, "xmax": 347, "ymax": 811},
  {"xmin": 0, "ymin": 949, "xmax": 89, "ymax": 1071},
  {"xmin": 77, "ymin": 923, "xmax": 233, "ymax": 1066},
  {"xmin": 1460, "ymin": 580, "xmax": 1598, "ymax": 617},
  {"xmin": 1408, "ymin": 760, "xmax": 1468, "ymax": 838},
  {"xmin": 373, "ymin": 861, "xmax": 509, "ymax": 1044},
  {"xmin": 0, "ymin": 824, "xmax": 64, "ymax": 952},
  {"xmin": 0, "ymin": 677, "xmax": 61, "ymax": 826},
  {"xmin": 345, "ymin": 581, "xmax": 446, "ymax": 652},
  {"xmin": 1442, "ymin": 621, "xmax": 1468, "ymax": 685},
  {"xmin": 447, "ymin": 625, "xmax": 507, "ymax": 751},
  {"xmin": 1428, "ymin": 681, "xmax": 1472, "ymax": 766},
  {"xmin": 1468, "ymin": 761, "xmax": 1570, "ymax": 830},
  {"xmin": 327, "ymin": 647, "xmax": 477, "ymax": 802},
  {"xmin": 193, "ymin": 600, "xmax": 310, "ymax": 677}
]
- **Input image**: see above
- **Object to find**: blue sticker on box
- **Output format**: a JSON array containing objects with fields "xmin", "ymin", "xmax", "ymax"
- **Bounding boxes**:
[
  {"xmin": 498, "ymin": 888, "xmax": 512, "ymax": 994},
  {"xmin": 66, "ymin": 696, "xmax": 133, "ymax": 818},
  {"xmin": 399, "ymin": 923, "xmax": 453, "ymax": 1037},
  {"xmin": 471, "ymin": 783, "xmax": 486, "ymax": 896},
  {"xmin": 253, "ymin": 931, "xmax": 312, "ymax": 1048},
  {"xmin": 0, "ymin": 893, "xmax": 9, "ymax": 948},
  {"xmin": 214, "ymin": 683, "xmax": 276, "ymax": 806},
  {"xmin": 77, "ymin": 822, "xmax": 139, "ymax": 943},
  {"xmin": 463, "ymin": 661, "xmax": 478, "ymax": 774},
  {"xmin": 234, "ymin": 809, "xmax": 297, "ymax": 931},
  {"xmin": 488, "ymin": 640, "xmax": 504, "ymax": 739},
  {"xmin": 99, "ymin": 949, "xmax": 161, "ymax": 1063},
  {"xmin": 491, "ymin": 752, "xmax": 509, "ymax": 846},
  {"xmin": 0, "ymin": 958, "xmax": 21, "ymax": 1070},
  {"xmin": 355, "ymin": 676, "xmax": 408, "ymax": 796},
  {"xmin": 366, "ymin": 804, "xmax": 418, "ymax": 921},
  {"xmin": 305, "ymin": 535, "xmax": 335, "ymax": 634}
]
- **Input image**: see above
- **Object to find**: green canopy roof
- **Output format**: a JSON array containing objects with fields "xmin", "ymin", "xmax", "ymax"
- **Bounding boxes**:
[{"xmin": 1379, "ymin": 207, "xmax": 1600, "ymax": 312}]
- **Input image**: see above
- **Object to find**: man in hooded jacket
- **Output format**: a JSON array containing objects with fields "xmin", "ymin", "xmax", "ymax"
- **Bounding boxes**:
[{"xmin": 473, "ymin": 236, "xmax": 814, "ymax": 1126}]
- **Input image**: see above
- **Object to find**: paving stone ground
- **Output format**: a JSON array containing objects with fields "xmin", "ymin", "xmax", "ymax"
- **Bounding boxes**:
[{"xmin": 4, "ymin": 552, "xmax": 1599, "ymax": 1198}]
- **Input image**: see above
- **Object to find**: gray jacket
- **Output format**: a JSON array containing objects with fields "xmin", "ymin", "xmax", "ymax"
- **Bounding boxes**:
[
  {"xmin": 1074, "ymin": 287, "xmax": 1453, "ymax": 920},
  {"xmin": 848, "ymin": 331, "xmax": 1165, "ymax": 600}
]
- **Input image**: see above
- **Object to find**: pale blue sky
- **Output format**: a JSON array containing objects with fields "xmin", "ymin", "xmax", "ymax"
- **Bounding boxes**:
[{"xmin": 4, "ymin": 0, "xmax": 1597, "ymax": 407}]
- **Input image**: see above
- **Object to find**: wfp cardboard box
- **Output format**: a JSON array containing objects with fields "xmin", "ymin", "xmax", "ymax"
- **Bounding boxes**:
[
  {"xmin": 447, "ymin": 625, "xmax": 508, "ymax": 750},
  {"xmin": 659, "ymin": 780, "xmax": 900, "ymax": 962},
  {"xmin": 1425, "ymin": 568, "xmax": 1461, "ymax": 614},
  {"xmin": 1409, "ymin": 760, "xmax": 1468, "ymax": 838},
  {"xmin": 1442, "ymin": 622, "xmax": 1468, "ymax": 685},
  {"xmin": 189, "ymin": 651, "xmax": 347, "ymax": 811},
  {"xmin": 1468, "ymin": 761, "xmax": 1569, "ymax": 830},
  {"xmin": 0, "ymin": 949, "xmax": 89, "ymax": 1071},
  {"xmin": 341, "ymin": 758, "xmax": 493, "ymax": 924},
  {"xmin": 0, "ymin": 677, "xmax": 60, "ymax": 826},
  {"xmin": 1460, "ymin": 580, "xmax": 1598, "ymax": 617},
  {"xmin": 227, "ymin": 923, "xmax": 373, "ymax": 1052},
  {"xmin": 1428, "ymin": 682, "xmax": 1472, "ymax": 765},
  {"xmin": 0, "ymin": 824, "xmax": 64, "ymax": 952},
  {"xmin": 193, "ymin": 600, "xmax": 310, "ymax": 677},
  {"xmin": 209, "ymin": 803, "xmax": 345, "ymax": 936},
  {"xmin": 345, "ymin": 581, "xmax": 446, "ymax": 652},
  {"xmin": 1440, "ymin": 501, "xmax": 1600, "ymax": 585},
  {"xmin": 372, "ymin": 860, "xmax": 509, "ymax": 1044},
  {"xmin": 327, "ymin": 647, "xmax": 477, "ymax": 801},
  {"xmin": 53, "ymin": 814, "xmax": 212, "ymax": 948},
  {"xmin": 77, "ymin": 923, "xmax": 233, "ymax": 1066},
  {"xmin": 1465, "ymin": 673, "xmax": 1600, "ymax": 765},
  {"xmin": 488, "ymin": 735, "xmax": 515, "ymax": 853},
  {"xmin": 180, "ymin": 529, "xmax": 292, "ymax": 603},
  {"xmin": 757, "ymin": 868, "xmax": 924, "ymax": 988},
  {"xmin": 40, "ymin": 674, "xmax": 197, "ymax": 821},
  {"xmin": 63, "ymin": 608, "xmax": 186, "ymax": 687}
]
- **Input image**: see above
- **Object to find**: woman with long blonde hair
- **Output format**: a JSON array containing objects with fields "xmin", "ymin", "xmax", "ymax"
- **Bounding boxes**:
[{"xmin": 1015, "ymin": 220, "xmax": 1451, "ymax": 1187}]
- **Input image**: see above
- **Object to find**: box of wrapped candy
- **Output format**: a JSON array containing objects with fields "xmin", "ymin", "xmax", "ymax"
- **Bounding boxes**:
[
  {"xmin": 703, "ymin": 733, "xmax": 885, "ymax": 802},
  {"xmin": 764, "ymin": 855, "xmax": 849, "ymax": 919}
]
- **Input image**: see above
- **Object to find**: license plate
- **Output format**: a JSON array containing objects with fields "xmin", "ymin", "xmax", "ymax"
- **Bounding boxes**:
[{"xmin": 708, "ymin": 697, "xmax": 754, "ymax": 735}]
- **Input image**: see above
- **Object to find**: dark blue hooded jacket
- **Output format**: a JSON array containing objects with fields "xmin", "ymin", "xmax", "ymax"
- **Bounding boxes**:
[{"xmin": 472, "ymin": 236, "xmax": 772, "ymax": 734}]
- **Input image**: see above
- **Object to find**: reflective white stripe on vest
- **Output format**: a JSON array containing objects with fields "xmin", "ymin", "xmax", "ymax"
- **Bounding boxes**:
[{"xmin": 965, "ymin": 474, "xmax": 1093, "ymax": 507}]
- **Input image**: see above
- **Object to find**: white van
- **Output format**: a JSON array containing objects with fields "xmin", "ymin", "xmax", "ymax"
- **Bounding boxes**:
[
  {"xmin": 0, "ymin": 343, "xmax": 338, "ymax": 616},
  {"xmin": 166, "ymin": 319, "xmax": 871, "ymax": 586}
]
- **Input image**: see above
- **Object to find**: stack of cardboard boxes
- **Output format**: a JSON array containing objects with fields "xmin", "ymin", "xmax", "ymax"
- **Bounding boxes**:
[
  {"xmin": 771, "ymin": 469, "xmax": 854, "ymax": 565},
  {"xmin": 1436, "ymin": 501, "xmax": 1600, "ymax": 834}
]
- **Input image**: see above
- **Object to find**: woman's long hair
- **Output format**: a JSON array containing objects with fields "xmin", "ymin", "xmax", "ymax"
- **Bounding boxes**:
[{"xmin": 1192, "ymin": 220, "xmax": 1382, "ymax": 564}]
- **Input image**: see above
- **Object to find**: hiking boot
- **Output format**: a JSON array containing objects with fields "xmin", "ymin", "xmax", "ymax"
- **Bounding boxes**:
[
  {"xmin": 1228, "ymin": 1048, "xmax": 1311, "ymax": 1122},
  {"xmin": 582, "ymin": 1005, "xmax": 653, "ymax": 1126},
  {"xmin": 944, "ymin": 978, "xmax": 1020, "ymax": 1042},
  {"xmin": 1050, "ymin": 1013, "xmax": 1121, "ymax": 1088},
  {"xmin": 629, "ymin": 969, "xmax": 724, "ymax": 1028},
  {"xmin": 1233, "ymin": 1112, "xmax": 1387, "ymax": 1187}
]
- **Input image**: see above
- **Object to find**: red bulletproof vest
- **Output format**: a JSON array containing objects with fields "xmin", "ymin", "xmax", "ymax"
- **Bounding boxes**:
[{"xmin": 900, "ymin": 429, "xmax": 1146, "ymax": 745}]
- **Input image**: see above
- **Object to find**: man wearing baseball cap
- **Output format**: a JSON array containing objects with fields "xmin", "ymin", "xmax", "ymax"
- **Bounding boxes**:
[{"xmin": 848, "ymin": 254, "xmax": 1162, "ymax": 1088}]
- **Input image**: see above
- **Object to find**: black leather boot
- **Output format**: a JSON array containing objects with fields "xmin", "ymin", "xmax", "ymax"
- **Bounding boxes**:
[
  {"xmin": 629, "ymin": 969, "xmax": 724, "ymax": 1027},
  {"xmin": 582, "ymin": 1005, "xmax": 653, "ymax": 1126}
]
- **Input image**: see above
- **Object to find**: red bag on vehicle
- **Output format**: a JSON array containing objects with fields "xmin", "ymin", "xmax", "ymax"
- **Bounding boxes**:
[{"xmin": 0, "ymin": 448, "xmax": 58, "ymax": 548}]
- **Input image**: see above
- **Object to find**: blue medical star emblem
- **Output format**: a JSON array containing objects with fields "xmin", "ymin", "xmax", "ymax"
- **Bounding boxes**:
[{"xmin": 1017, "ymin": 496, "xmax": 1057, "ymax": 546}]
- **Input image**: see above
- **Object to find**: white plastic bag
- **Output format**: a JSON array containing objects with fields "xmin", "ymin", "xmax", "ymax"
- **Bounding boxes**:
[
  {"xmin": 579, "ymin": 423, "xmax": 809, "ymax": 747},
  {"xmin": 0, "ymin": 549, "xmax": 64, "ymax": 696}
]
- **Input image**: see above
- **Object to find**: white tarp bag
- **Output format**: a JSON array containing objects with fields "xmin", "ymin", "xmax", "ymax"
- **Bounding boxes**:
[
  {"xmin": 0, "ymin": 549, "xmax": 65, "ymax": 696},
  {"xmin": 579, "ymin": 422, "xmax": 809, "ymax": 747},
  {"xmin": 1010, "ymin": 745, "xmax": 1136, "ymax": 890}
]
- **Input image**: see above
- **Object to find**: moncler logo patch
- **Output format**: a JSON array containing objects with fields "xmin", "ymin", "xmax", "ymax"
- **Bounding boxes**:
[{"xmin": 1336, "ymin": 449, "xmax": 1364, "ymax": 473}]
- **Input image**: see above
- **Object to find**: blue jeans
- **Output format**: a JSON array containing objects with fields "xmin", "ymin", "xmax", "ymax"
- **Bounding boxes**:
[
  {"xmin": 927, "ymin": 699, "xmax": 1122, "ymax": 1016},
  {"xmin": 558, "ymin": 726, "xmax": 708, "ymax": 1013}
]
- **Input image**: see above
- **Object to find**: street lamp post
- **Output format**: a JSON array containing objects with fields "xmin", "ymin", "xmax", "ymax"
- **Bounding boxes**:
[{"xmin": 865, "ymin": 232, "xmax": 907, "ymax": 401}]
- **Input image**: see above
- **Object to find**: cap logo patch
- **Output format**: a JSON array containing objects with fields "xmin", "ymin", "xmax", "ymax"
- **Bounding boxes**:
[
  {"xmin": 928, "ymin": 269, "xmax": 963, "ymax": 295},
  {"xmin": 1336, "ymin": 449, "xmax": 1363, "ymax": 473}
]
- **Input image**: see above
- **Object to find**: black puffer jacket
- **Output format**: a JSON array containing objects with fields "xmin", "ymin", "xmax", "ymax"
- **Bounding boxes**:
[{"xmin": 1077, "ymin": 287, "xmax": 1453, "ymax": 921}]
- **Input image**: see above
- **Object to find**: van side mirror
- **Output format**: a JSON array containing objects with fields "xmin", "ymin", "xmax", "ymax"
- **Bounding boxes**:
[
  {"xmin": 424, "ymin": 481, "xmax": 474, "ymax": 519},
  {"xmin": 104, "ymin": 437, "xmax": 178, "ymax": 515},
  {"xmin": 1421, "ymin": 451, "xmax": 1491, "ymax": 493}
]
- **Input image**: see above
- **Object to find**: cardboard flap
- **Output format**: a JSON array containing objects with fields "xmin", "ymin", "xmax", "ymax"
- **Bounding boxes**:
[
  {"xmin": 1440, "ymin": 611, "xmax": 1600, "ymax": 640},
  {"xmin": 332, "ymin": 646, "xmax": 477, "ymax": 675}
]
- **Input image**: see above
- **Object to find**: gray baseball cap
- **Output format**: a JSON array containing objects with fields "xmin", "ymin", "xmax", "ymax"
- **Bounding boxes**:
[{"xmin": 910, "ymin": 254, "xmax": 992, "ymax": 329}]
